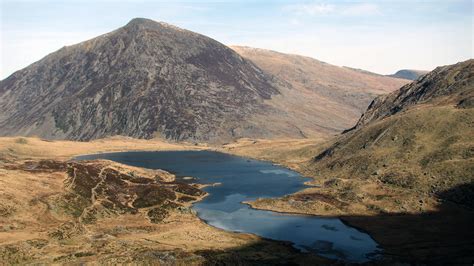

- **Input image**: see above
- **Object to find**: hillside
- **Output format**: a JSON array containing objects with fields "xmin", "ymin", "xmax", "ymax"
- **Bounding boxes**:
[
  {"xmin": 311, "ymin": 60, "xmax": 474, "ymax": 210},
  {"xmin": 231, "ymin": 46, "xmax": 409, "ymax": 133},
  {"xmin": 0, "ymin": 19, "xmax": 410, "ymax": 142},
  {"xmin": 246, "ymin": 59, "xmax": 474, "ymax": 264},
  {"xmin": 388, "ymin": 69, "xmax": 429, "ymax": 80},
  {"xmin": 0, "ymin": 18, "xmax": 281, "ymax": 142},
  {"xmin": 250, "ymin": 59, "xmax": 473, "ymax": 214}
]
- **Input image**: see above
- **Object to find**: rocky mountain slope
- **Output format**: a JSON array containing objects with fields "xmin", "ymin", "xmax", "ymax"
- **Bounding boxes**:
[
  {"xmin": 354, "ymin": 61, "xmax": 472, "ymax": 129},
  {"xmin": 0, "ymin": 19, "xmax": 409, "ymax": 142},
  {"xmin": 231, "ymin": 46, "xmax": 409, "ymax": 134},
  {"xmin": 311, "ymin": 59, "xmax": 473, "ymax": 208},
  {"xmin": 388, "ymin": 69, "xmax": 429, "ymax": 80},
  {"xmin": 0, "ymin": 18, "xmax": 279, "ymax": 142},
  {"xmin": 245, "ymin": 59, "xmax": 474, "ymax": 264}
]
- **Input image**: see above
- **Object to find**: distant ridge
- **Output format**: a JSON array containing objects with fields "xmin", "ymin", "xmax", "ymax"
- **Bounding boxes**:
[
  {"xmin": 232, "ymin": 45, "xmax": 409, "ymax": 134},
  {"xmin": 388, "ymin": 69, "xmax": 429, "ymax": 80}
]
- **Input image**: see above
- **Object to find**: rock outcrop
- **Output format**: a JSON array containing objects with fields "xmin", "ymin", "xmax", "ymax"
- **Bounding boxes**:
[
  {"xmin": 355, "ymin": 60, "xmax": 473, "ymax": 129},
  {"xmin": 9, "ymin": 159, "xmax": 204, "ymax": 224}
]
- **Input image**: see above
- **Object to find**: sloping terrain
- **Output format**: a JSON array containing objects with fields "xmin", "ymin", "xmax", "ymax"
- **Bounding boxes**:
[
  {"xmin": 388, "ymin": 69, "xmax": 429, "ymax": 80},
  {"xmin": 245, "ymin": 59, "xmax": 474, "ymax": 264},
  {"xmin": 0, "ymin": 18, "xmax": 279, "ymax": 142},
  {"xmin": 316, "ymin": 59, "xmax": 474, "ymax": 211},
  {"xmin": 354, "ymin": 60, "xmax": 473, "ymax": 128},
  {"xmin": 0, "ymin": 22, "xmax": 409, "ymax": 142},
  {"xmin": 231, "ymin": 46, "xmax": 409, "ymax": 134},
  {"xmin": 250, "ymin": 59, "xmax": 473, "ymax": 215}
]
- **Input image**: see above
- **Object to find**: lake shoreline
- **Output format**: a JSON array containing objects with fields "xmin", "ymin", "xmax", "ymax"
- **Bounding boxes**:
[
  {"xmin": 1, "ymin": 138, "xmax": 336, "ymax": 264},
  {"xmin": 78, "ymin": 150, "xmax": 380, "ymax": 263},
  {"xmin": 4, "ymin": 137, "xmax": 471, "ymax": 264}
]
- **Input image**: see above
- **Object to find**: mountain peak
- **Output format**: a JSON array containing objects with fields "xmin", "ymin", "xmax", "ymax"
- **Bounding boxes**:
[
  {"xmin": 126, "ymin": 17, "xmax": 159, "ymax": 27},
  {"xmin": 123, "ymin": 18, "xmax": 183, "ymax": 33},
  {"xmin": 388, "ymin": 69, "xmax": 429, "ymax": 80},
  {"xmin": 0, "ymin": 18, "xmax": 279, "ymax": 142}
]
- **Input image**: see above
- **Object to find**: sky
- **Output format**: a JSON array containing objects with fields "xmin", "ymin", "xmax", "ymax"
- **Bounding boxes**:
[{"xmin": 0, "ymin": 0, "xmax": 472, "ymax": 79}]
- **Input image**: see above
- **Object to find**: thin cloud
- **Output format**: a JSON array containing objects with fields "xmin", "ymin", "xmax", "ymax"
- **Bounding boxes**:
[
  {"xmin": 284, "ymin": 2, "xmax": 381, "ymax": 16},
  {"xmin": 341, "ymin": 3, "xmax": 380, "ymax": 16},
  {"xmin": 284, "ymin": 3, "xmax": 335, "ymax": 16}
]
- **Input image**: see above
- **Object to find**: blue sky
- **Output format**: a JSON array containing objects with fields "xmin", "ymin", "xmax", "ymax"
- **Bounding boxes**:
[{"xmin": 1, "ymin": 0, "xmax": 472, "ymax": 78}]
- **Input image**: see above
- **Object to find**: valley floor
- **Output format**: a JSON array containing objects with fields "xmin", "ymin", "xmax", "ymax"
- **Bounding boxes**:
[
  {"xmin": 0, "ymin": 136, "xmax": 330, "ymax": 265},
  {"xmin": 1, "ymin": 136, "xmax": 472, "ymax": 264}
]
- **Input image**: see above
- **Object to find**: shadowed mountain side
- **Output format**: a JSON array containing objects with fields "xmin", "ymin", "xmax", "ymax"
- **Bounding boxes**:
[
  {"xmin": 341, "ymin": 183, "xmax": 474, "ymax": 265},
  {"xmin": 194, "ymin": 183, "xmax": 474, "ymax": 265},
  {"xmin": 242, "ymin": 182, "xmax": 474, "ymax": 265}
]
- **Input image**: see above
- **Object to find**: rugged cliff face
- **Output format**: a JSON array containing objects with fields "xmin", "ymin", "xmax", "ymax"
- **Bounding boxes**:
[{"xmin": 0, "ymin": 18, "xmax": 279, "ymax": 141}]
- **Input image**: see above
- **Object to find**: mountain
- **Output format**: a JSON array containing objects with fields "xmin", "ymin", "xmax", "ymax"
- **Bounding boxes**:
[
  {"xmin": 0, "ymin": 18, "xmax": 408, "ymax": 142},
  {"xmin": 312, "ymin": 59, "xmax": 473, "ymax": 210},
  {"xmin": 302, "ymin": 59, "xmax": 474, "ymax": 264},
  {"xmin": 242, "ymin": 60, "xmax": 473, "ymax": 264},
  {"xmin": 0, "ymin": 18, "xmax": 278, "ymax": 142},
  {"xmin": 231, "ymin": 46, "xmax": 409, "ymax": 134},
  {"xmin": 355, "ymin": 61, "xmax": 473, "ymax": 129},
  {"xmin": 388, "ymin": 69, "xmax": 429, "ymax": 80}
]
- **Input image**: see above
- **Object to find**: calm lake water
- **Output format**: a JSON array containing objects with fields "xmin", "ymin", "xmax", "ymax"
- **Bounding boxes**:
[{"xmin": 76, "ymin": 150, "xmax": 380, "ymax": 262}]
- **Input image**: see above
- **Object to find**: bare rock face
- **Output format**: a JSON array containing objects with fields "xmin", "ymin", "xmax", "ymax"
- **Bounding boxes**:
[{"xmin": 0, "ymin": 18, "xmax": 278, "ymax": 142}]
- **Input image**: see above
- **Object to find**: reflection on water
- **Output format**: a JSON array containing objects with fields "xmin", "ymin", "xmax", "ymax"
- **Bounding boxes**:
[{"xmin": 76, "ymin": 151, "xmax": 380, "ymax": 262}]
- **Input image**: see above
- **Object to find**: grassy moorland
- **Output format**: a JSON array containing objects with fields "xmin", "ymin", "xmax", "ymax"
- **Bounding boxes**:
[{"xmin": 0, "ymin": 136, "xmax": 332, "ymax": 265}]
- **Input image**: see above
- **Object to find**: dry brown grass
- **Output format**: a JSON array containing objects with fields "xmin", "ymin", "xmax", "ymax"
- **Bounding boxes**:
[
  {"xmin": 0, "ymin": 136, "xmax": 332, "ymax": 264},
  {"xmin": 233, "ymin": 46, "xmax": 410, "ymax": 136},
  {"xmin": 0, "ymin": 146, "xmax": 273, "ymax": 264},
  {"xmin": 219, "ymin": 137, "xmax": 329, "ymax": 171},
  {"xmin": 0, "ymin": 136, "xmax": 206, "ymax": 160}
]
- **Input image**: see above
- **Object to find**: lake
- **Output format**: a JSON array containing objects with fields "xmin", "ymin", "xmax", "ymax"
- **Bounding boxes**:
[{"xmin": 76, "ymin": 150, "xmax": 380, "ymax": 262}]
